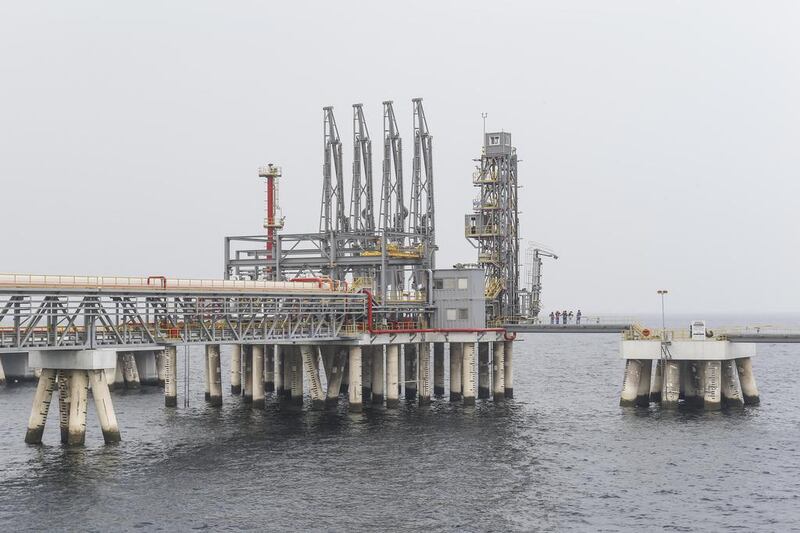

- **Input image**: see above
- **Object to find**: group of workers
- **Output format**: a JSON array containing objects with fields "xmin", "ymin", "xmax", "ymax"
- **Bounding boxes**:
[{"xmin": 549, "ymin": 309, "xmax": 582, "ymax": 325}]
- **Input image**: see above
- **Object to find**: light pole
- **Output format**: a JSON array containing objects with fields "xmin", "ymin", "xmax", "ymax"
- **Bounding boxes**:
[{"xmin": 657, "ymin": 290, "xmax": 668, "ymax": 336}]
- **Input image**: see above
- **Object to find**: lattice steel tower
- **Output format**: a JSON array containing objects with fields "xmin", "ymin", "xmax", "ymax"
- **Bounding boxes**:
[{"xmin": 465, "ymin": 132, "xmax": 520, "ymax": 322}]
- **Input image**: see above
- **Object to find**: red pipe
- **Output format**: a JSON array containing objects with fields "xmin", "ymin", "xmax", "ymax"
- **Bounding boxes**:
[{"xmin": 358, "ymin": 289, "xmax": 509, "ymax": 336}]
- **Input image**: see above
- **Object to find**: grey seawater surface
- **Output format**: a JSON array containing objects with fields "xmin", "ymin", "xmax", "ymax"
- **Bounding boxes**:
[{"xmin": 0, "ymin": 316, "xmax": 799, "ymax": 532}]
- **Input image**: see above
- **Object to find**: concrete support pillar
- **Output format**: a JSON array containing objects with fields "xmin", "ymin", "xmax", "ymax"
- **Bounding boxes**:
[
  {"xmin": 207, "ymin": 345, "xmax": 223, "ymax": 407},
  {"xmin": 290, "ymin": 348, "xmax": 303, "ymax": 405},
  {"xmin": 348, "ymin": 346, "xmax": 363, "ymax": 413},
  {"xmin": 721, "ymin": 359, "xmax": 744, "ymax": 408},
  {"xmin": 433, "ymin": 343, "xmax": 445, "ymax": 397},
  {"xmin": 251, "ymin": 344, "xmax": 266, "ymax": 409},
  {"xmin": 504, "ymin": 340, "xmax": 514, "ymax": 398},
  {"xmin": 122, "ymin": 352, "xmax": 140, "ymax": 390},
  {"xmin": 111, "ymin": 355, "xmax": 124, "ymax": 391},
  {"xmin": 242, "ymin": 345, "xmax": 253, "ymax": 403},
  {"xmin": 736, "ymin": 357, "xmax": 759, "ymax": 405},
  {"xmin": 371, "ymin": 346, "xmax": 384, "ymax": 404},
  {"xmin": 418, "ymin": 342, "xmax": 431, "ymax": 405},
  {"xmin": 274, "ymin": 346, "xmax": 285, "ymax": 398},
  {"xmin": 650, "ymin": 360, "xmax": 663, "ymax": 403},
  {"xmin": 57, "ymin": 370, "xmax": 71, "ymax": 443},
  {"xmin": 449, "ymin": 342, "xmax": 463, "ymax": 401},
  {"xmin": 155, "ymin": 350, "xmax": 166, "ymax": 387},
  {"xmin": 397, "ymin": 348, "xmax": 402, "ymax": 396},
  {"xmin": 620, "ymin": 359, "xmax": 644, "ymax": 407},
  {"xmin": 88, "ymin": 369, "xmax": 121, "ymax": 443},
  {"xmin": 324, "ymin": 348, "xmax": 345, "ymax": 405},
  {"xmin": 661, "ymin": 360, "xmax": 680, "ymax": 409},
  {"xmin": 340, "ymin": 353, "xmax": 350, "ymax": 395},
  {"xmin": 301, "ymin": 345, "xmax": 324, "ymax": 409},
  {"xmin": 230, "ymin": 344, "xmax": 242, "ymax": 395},
  {"xmin": 682, "ymin": 361, "xmax": 701, "ymax": 408},
  {"xmin": 703, "ymin": 360, "xmax": 722, "ymax": 411},
  {"xmin": 67, "ymin": 370, "xmax": 89, "ymax": 446},
  {"xmin": 404, "ymin": 344, "xmax": 417, "ymax": 400},
  {"xmin": 635, "ymin": 358, "xmax": 652, "ymax": 407},
  {"xmin": 492, "ymin": 341, "xmax": 505, "ymax": 402},
  {"xmin": 204, "ymin": 348, "xmax": 211, "ymax": 402},
  {"xmin": 164, "ymin": 346, "xmax": 178, "ymax": 407},
  {"xmin": 282, "ymin": 347, "xmax": 293, "ymax": 400},
  {"xmin": 25, "ymin": 368, "xmax": 57, "ymax": 444},
  {"xmin": 361, "ymin": 346, "xmax": 372, "ymax": 402},
  {"xmin": 386, "ymin": 344, "xmax": 399, "ymax": 408},
  {"xmin": 462, "ymin": 343, "xmax": 476, "ymax": 406},
  {"xmin": 478, "ymin": 343, "xmax": 491, "ymax": 399},
  {"xmin": 265, "ymin": 346, "xmax": 275, "ymax": 393}
]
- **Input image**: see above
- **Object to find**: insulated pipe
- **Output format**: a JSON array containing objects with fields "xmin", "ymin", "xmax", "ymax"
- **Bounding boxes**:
[
  {"xmin": 386, "ymin": 344, "xmax": 399, "ymax": 408},
  {"xmin": 449, "ymin": 342, "xmax": 462, "ymax": 401}
]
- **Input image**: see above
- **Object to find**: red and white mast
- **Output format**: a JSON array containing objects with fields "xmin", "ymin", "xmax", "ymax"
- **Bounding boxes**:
[{"xmin": 258, "ymin": 164, "xmax": 284, "ymax": 280}]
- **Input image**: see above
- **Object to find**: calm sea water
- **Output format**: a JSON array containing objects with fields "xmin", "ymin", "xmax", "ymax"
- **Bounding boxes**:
[{"xmin": 1, "ymin": 314, "xmax": 799, "ymax": 532}]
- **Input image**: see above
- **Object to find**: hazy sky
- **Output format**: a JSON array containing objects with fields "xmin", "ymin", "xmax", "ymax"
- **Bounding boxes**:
[{"xmin": 1, "ymin": 1, "xmax": 798, "ymax": 314}]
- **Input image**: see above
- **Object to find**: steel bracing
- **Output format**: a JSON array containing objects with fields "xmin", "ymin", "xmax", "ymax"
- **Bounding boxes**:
[
  {"xmin": 0, "ymin": 287, "xmax": 368, "ymax": 352},
  {"xmin": 350, "ymin": 103, "xmax": 375, "ymax": 239},
  {"xmin": 320, "ymin": 107, "xmax": 348, "ymax": 234},
  {"xmin": 380, "ymin": 101, "xmax": 407, "ymax": 241},
  {"xmin": 465, "ymin": 133, "xmax": 521, "ymax": 322},
  {"xmin": 226, "ymin": 99, "xmax": 436, "ymax": 311}
]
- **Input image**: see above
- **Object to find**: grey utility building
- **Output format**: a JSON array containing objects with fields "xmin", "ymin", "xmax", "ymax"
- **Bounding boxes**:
[{"xmin": 431, "ymin": 268, "xmax": 486, "ymax": 329}]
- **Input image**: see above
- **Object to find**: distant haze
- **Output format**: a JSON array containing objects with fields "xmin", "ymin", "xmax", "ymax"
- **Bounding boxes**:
[{"xmin": 1, "ymin": 1, "xmax": 798, "ymax": 315}]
